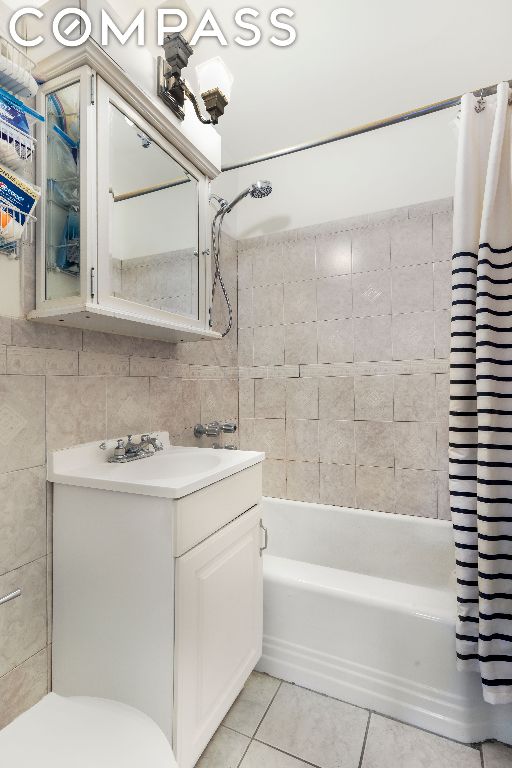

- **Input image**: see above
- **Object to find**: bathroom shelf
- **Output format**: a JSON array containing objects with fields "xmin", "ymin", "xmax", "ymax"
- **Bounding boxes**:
[
  {"xmin": 0, "ymin": 202, "xmax": 36, "ymax": 260},
  {"xmin": 0, "ymin": 87, "xmax": 44, "ymax": 177},
  {"xmin": 0, "ymin": 37, "xmax": 38, "ymax": 98}
]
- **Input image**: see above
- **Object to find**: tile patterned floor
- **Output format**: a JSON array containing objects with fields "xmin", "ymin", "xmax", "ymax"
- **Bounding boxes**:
[{"xmin": 195, "ymin": 672, "xmax": 512, "ymax": 768}]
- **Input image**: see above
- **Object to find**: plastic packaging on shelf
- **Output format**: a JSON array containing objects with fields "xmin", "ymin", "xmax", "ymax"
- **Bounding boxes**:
[
  {"xmin": 0, "ymin": 37, "xmax": 38, "ymax": 99},
  {"xmin": 0, "ymin": 164, "xmax": 40, "ymax": 246},
  {"xmin": 0, "ymin": 87, "xmax": 43, "ymax": 174}
]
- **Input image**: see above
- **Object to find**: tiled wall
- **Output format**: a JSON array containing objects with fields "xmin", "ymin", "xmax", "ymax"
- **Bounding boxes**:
[
  {"xmin": 0, "ymin": 234, "xmax": 238, "ymax": 728},
  {"xmin": 237, "ymin": 199, "xmax": 451, "ymax": 519}
]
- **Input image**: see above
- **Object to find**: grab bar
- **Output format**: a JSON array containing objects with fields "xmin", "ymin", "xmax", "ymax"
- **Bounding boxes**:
[{"xmin": 0, "ymin": 588, "xmax": 21, "ymax": 606}]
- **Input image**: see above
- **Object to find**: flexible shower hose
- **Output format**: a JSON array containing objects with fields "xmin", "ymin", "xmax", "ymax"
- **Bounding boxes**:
[{"xmin": 210, "ymin": 207, "xmax": 233, "ymax": 337}]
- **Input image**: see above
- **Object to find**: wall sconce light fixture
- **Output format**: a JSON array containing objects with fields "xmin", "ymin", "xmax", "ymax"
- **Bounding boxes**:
[{"xmin": 157, "ymin": 33, "xmax": 233, "ymax": 125}]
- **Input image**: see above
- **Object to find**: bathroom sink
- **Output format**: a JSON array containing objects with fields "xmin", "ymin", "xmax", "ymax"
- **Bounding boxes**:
[{"xmin": 48, "ymin": 433, "xmax": 265, "ymax": 499}]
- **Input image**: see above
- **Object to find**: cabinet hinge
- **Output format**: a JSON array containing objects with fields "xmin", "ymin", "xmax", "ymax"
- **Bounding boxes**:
[
  {"xmin": 90, "ymin": 73, "xmax": 96, "ymax": 105},
  {"xmin": 90, "ymin": 267, "xmax": 96, "ymax": 299},
  {"xmin": 259, "ymin": 520, "xmax": 268, "ymax": 557}
]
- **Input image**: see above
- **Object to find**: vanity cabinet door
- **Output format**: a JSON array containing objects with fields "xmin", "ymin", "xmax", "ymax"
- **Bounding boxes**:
[{"xmin": 173, "ymin": 505, "xmax": 263, "ymax": 768}]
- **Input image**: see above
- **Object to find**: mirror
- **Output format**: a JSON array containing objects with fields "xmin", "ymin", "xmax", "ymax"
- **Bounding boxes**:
[
  {"xmin": 109, "ymin": 104, "xmax": 200, "ymax": 320},
  {"xmin": 45, "ymin": 80, "xmax": 81, "ymax": 301}
]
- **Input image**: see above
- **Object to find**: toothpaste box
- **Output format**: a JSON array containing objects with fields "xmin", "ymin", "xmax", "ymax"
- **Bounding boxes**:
[
  {"xmin": 0, "ymin": 90, "xmax": 30, "ymax": 137},
  {"xmin": 0, "ymin": 164, "xmax": 40, "ymax": 240}
]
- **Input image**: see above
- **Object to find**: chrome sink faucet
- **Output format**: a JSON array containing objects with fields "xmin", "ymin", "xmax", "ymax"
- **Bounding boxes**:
[{"xmin": 108, "ymin": 434, "xmax": 164, "ymax": 463}]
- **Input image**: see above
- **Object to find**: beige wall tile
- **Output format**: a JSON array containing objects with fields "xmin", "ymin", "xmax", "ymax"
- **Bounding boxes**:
[
  {"xmin": 286, "ymin": 419, "xmax": 319, "ymax": 462},
  {"xmin": 319, "ymin": 420, "xmax": 355, "ymax": 465},
  {"xmin": 286, "ymin": 378, "xmax": 319, "ymax": 420},
  {"xmin": 7, "ymin": 347, "xmax": 78, "ymax": 376},
  {"xmin": 0, "ymin": 316, "xmax": 12, "ymax": 345},
  {"xmin": 79, "ymin": 351, "xmax": 129, "ymax": 377},
  {"xmin": 316, "ymin": 276, "xmax": 352, "ymax": 321},
  {"xmin": 433, "ymin": 211, "xmax": 453, "ymax": 261},
  {"xmin": 352, "ymin": 226, "xmax": 391, "ymax": 273},
  {"xmin": 391, "ymin": 217, "xmax": 433, "ymax": 268},
  {"xmin": 320, "ymin": 463, "xmax": 355, "ymax": 507},
  {"xmin": 433, "ymin": 260, "xmax": 452, "ymax": 310},
  {"xmin": 437, "ymin": 421, "xmax": 449, "ymax": 471},
  {"xmin": 356, "ymin": 465, "xmax": 395, "ymax": 513},
  {"xmin": 83, "ymin": 330, "xmax": 172, "ymax": 359},
  {"xmin": 284, "ymin": 280, "xmax": 317, "ymax": 324},
  {"xmin": 252, "ymin": 244, "xmax": 284, "ymax": 286},
  {"xmin": 238, "ymin": 248, "xmax": 253, "ymax": 290},
  {"xmin": 200, "ymin": 378, "xmax": 239, "ymax": 425},
  {"xmin": 181, "ymin": 380, "xmax": 201, "ymax": 430},
  {"xmin": 437, "ymin": 471, "xmax": 450, "ymax": 520},
  {"xmin": 352, "ymin": 271, "xmax": 391, "ymax": 317},
  {"xmin": 129, "ymin": 357, "xmax": 189, "ymax": 378},
  {"xmin": 0, "ymin": 376, "xmax": 45, "ymax": 471},
  {"xmin": 238, "ymin": 288, "xmax": 254, "ymax": 329},
  {"xmin": 355, "ymin": 421, "xmax": 394, "ymax": 467},
  {"xmin": 253, "ymin": 284, "xmax": 284, "ymax": 327},
  {"xmin": 149, "ymin": 378, "xmax": 184, "ymax": 436},
  {"xmin": 286, "ymin": 461, "xmax": 319, "ymax": 503},
  {"xmin": 354, "ymin": 375, "xmax": 393, "ymax": 421},
  {"xmin": 0, "ymin": 346, "xmax": 5, "ymax": 375},
  {"xmin": 106, "ymin": 377, "xmax": 150, "ymax": 438},
  {"xmin": 392, "ymin": 264, "xmax": 434, "ymax": 314},
  {"xmin": 0, "ymin": 648, "xmax": 48, "ymax": 730},
  {"xmin": 317, "ymin": 319, "xmax": 354, "ymax": 363},
  {"xmin": 394, "ymin": 422, "xmax": 437, "ymax": 470},
  {"xmin": 0, "ymin": 467, "xmax": 46, "ymax": 576},
  {"xmin": 263, "ymin": 459, "xmax": 287, "ymax": 498},
  {"xmin": 255, "ymin": 379, "xmax": 286, "ymax": 419},
  {"xmin": 434, "ymin": 310, "xmax": 450, "ymax": 359},
  {"xmin": 0, "ymin": 558, "xmax": 47, "ymax": 677},
  {"xmin": 354, "ymin": 316, "xmax": 392, "ymax": 362},
  {"xmin": 436, "ymin": 374, "xmax": 450, "ymax": 421},
  {"xmin": 46, "ymin": 376, "xmax": 106, "ymax": 451},
  {"xmin": 238, "ymin": 328, "xmax": 254, "ymax": 367},
  {"xmin": 392, "ymin": 311, "xmax": 435, "ymax": 361},
  {"xmin": 319, "ymin": 377, "xmax": 354, "ymax": 421},
  {"xmin": 285, "ymin": 322, "xmax": 318, "ymax": 365},
  {"xmin": 315, "ymin": 233, "xmax": 351, "ymax": 277},
  {"xmin": 239, "ymin": 379, "xmax": 255, "ymax": 419},
  {"xmin": 254, "ymin": 326, "xmax": 285, "ymax": 366},
  {"xmin": 253, "ymin": 419, "xmax": 286, "ymax": 459},
  {"xmin": 11, "ymin": 320, "xmax": 82, "ymax": 352},
  {"xmin": 283, "ymin": 239, "xmax": 316, "ymax": 282},
  {"xmin": 396, "ymin": 469, "xmax": 437, "ymax": 517},
  {"xmin": 394, "ymin": 373, "xmax": 436, "ymax": 421}
]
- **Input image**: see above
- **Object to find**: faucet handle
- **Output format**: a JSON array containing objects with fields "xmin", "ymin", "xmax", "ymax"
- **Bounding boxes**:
[{"xmin": 221, "ymin": 422, "xmax": 237, "ymax": 434}]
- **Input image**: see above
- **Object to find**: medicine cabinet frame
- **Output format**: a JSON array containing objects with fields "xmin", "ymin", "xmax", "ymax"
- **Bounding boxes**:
[{"xmin": 29, "ymin": 47, "xmax": 221, "ymax": 343}]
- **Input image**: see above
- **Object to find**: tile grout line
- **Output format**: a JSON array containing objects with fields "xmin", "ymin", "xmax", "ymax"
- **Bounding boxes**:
[
  {"xmin": 357, "ymin": 710, "xmax": 372, "ymax": 768},
  {"xmin": 235, "ymin": 679, "xmax": 283, "ymax": 768},
  {"xmin": 252, "ymin": 736, "xmax": 324, "ymax": 768}
]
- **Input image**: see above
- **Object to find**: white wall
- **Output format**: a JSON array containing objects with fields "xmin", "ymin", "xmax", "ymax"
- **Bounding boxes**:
[{"xmin": 213, "ymin": 106, "xmax": 460, "ymax": 239}]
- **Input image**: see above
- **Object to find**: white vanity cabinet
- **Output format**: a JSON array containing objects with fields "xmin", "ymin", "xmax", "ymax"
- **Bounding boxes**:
[
  {"xmin": 29, "ymin": 44, "xmax": 221, "ymax": 343},
  {"xmin": 50, "ymin": 442, "xmax": 264, "ymax": 768}
]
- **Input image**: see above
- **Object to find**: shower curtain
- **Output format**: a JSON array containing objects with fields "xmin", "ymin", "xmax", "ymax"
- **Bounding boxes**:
[{"xmin": 451, "ymin": 81, "xmax": 512, "ymax": 705}]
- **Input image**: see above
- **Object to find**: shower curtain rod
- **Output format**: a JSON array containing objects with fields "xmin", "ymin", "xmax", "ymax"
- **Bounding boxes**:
[{"xmin": 221, "ymin": 79, "xmax": 512, "ymax": 173}]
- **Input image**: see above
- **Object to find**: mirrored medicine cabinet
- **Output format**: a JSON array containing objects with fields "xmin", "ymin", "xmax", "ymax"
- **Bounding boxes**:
[{"xmin": 28, "ymin": 48, "xmax": 221, "ymax": 342}]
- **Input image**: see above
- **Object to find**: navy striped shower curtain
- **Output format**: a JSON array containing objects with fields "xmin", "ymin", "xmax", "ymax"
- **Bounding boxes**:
[{"xmin": 451, "ymin": 81, "xmax": 512, "ymax": 704}]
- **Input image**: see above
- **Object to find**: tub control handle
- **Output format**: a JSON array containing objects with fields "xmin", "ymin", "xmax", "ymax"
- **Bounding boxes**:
[
  {"xmin": 0, "ymin": 589, "xmax": 21, "ymax": 606},
  {"xmin": 260, "ymin": 520, "xmax": 268, "ymax": 557}
]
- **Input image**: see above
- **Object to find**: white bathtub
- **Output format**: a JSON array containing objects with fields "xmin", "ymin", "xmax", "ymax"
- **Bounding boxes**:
[{"xmin": 257, "ymin": 498, "xmax": 512, "ymax": 745}]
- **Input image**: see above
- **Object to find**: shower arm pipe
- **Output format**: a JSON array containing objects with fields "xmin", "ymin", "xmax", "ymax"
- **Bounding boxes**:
[{"xmin": 221, "ymin": 79, "xmax": 512, "ymax": 172}]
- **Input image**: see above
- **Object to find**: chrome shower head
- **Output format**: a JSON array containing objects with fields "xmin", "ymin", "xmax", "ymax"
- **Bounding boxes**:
[
  {"xmin": 250, "ymin": 180, "xmax": 272, "ymax": 199},
  {"xmin": 220, "ymin": 180, "xmax": 273, "ymax": 214}
]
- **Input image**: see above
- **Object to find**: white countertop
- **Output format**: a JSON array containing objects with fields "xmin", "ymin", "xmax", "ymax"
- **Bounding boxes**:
[{"xmin": 48, "ymin": 433, "xmax": 265, "ymax": 499}]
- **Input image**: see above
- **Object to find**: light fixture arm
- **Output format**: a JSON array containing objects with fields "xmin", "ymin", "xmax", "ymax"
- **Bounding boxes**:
[{"xmin": 157, "ymin": 33, "xmax": 230, "ymax": 126}]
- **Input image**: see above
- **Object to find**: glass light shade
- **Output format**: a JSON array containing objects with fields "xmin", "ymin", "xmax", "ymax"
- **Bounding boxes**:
[{"xmin": 195, "ymin": 57, "xmax": 234, "ymax": 102}]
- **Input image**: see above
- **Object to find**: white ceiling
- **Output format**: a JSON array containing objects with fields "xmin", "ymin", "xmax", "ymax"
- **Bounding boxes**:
[{"xmin": 185, "ymin": 0, "xmax": 512, "ymax": 166}]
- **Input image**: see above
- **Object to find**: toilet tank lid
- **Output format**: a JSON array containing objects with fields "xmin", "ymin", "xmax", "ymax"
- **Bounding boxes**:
[{"xmin": 0, "ymin": 693, "xmax": 178, "ymax": 768}]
